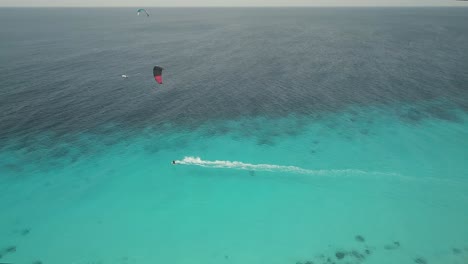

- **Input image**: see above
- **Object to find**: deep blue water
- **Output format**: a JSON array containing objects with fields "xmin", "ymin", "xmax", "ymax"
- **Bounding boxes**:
[
  {"xmin": 1, "ymin": 7, "xmax": 468, "ymax": 264},
  {"xmin": 1, "ymin": 8, "xmax": 467, "ymax": 139}
]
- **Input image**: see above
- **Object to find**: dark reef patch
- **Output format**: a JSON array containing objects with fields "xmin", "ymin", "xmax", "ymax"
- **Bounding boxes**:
[
  {"xmin": 290, "ymin": 235, "xmax": 453, "ymax": 264},
  {"xmin": 414, "ymin": 257, "xmax": 427, "ymax": 264},
  {"xmin": 256, "ymin": 137, "xmax": 275, "ymax": 146},
  {"xmin": 5, "ymin": 246, "xmax": 16, "ymax": 253},
  {"xmin": 143, "ymin": 142, "xmax": 160, "ymax": 154},
  {"xmin": 425, "ymin": 105, "xmax": 460, "ymax": 122},
  {"xmin": 355, "ymin": 235, "xmax": 365, "ymax": 242},
  {"xmin": 384, "ymin": 241, "xmax": 400, "ymax": 250},
  {"xmin": 359, "ymin": 129, "xmax": 369, "ymax": 135},
  {"xmin": 335, "ymin": 251, "xmax": 345, "ymax": 259},
  {"xmin": 297, "ymin": 237, "xmax": 378, "ymax": 264},
  {"xmin": 398, "ymin": 101, "xmax": 464, "ymax": 124},
  {"xmin": 400, "ymin": 108, "xmax": 425, "ymax": 123},
  {"xmin": 2, "ymin": 163, "xmax": 23, "ymax": 173},
  {"xmin": 350, "ymin": 250, "xmax": 365, "ymax": 261},
  {"xmin": 50, "ymin": 146, "xmax": 70, "ymax": 159},
  {"xmin": 0, "ymin": 246, "xmax": 17, "ymax": 259},
  {"xmin": 21, "ymin": 228, "xmax": 31, "ymax": 236}
]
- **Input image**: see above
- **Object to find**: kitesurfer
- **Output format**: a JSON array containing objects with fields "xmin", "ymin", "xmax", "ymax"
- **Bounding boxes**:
[
  {"xmin": 137, "ymin": 9, "xmax": 150, "ymax": 17},
  {"xmin": 172, "ymin": 160, "xmax": 176, "ymax": 165}
]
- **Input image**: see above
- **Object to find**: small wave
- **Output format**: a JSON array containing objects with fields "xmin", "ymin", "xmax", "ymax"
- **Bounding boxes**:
[{"xmin": 175, "ymin": 156, "xmax": 400, "ymax": 177}]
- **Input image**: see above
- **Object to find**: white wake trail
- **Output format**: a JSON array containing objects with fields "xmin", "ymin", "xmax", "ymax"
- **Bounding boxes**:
[{"xmin": 175, "ymin": 156, "xmax": 400, "ymax": 177}]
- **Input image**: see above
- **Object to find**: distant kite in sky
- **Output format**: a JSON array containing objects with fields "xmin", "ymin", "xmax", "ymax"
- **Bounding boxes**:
[{"xmin": 137, "ymin": 9, "xmax": 149, "ymax": 17}]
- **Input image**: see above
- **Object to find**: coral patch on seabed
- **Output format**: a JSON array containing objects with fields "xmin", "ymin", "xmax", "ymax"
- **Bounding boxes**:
[
  {"xmin": 288, "ymin": 236, "xmax": 468, "ymax": 264},
  {"xmin": 20, "ymin": 228, "xmax": 31, "ymax": 236},
  {"xmin": 335, "ymin": 251, "xmax": 346, "ymax": 259},
  {"xmin": 414, "ymin": 257, "xmax": 427, "ymax": 264},
  {"xmin": 384, "ymin": 241, "xmax": 400, "ymax": 250},
  {"xmin": 0, "ymin": 245, "xmax": 17, "ymax": 261},
  {"xmin": 355, "ymin": 235, "xmax": 365, "ymax": 242}
]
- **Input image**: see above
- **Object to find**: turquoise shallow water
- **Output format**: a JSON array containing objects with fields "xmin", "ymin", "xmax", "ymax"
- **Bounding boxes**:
[
  {"xmin": 1, "ymin": 104, "xmax": 468, "ymax": 264},
  {"xmin": 1, "ymin": 7, "xmax": 468, "ymax": 264}
]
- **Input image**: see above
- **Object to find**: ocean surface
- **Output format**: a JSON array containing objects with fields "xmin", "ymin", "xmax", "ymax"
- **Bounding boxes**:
[{"xmin": 1, "ymin": 7, "xmax": 468, "ymax": 264}]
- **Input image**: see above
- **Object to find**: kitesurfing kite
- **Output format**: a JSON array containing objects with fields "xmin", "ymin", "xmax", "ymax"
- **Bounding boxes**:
[
  {"xmin": 137, "ymin": 9, "xmax": 149, "ymax": 17},
  {"xmin": 153, "ymin": 66, "xmax": 163, "ymax": 84}
]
